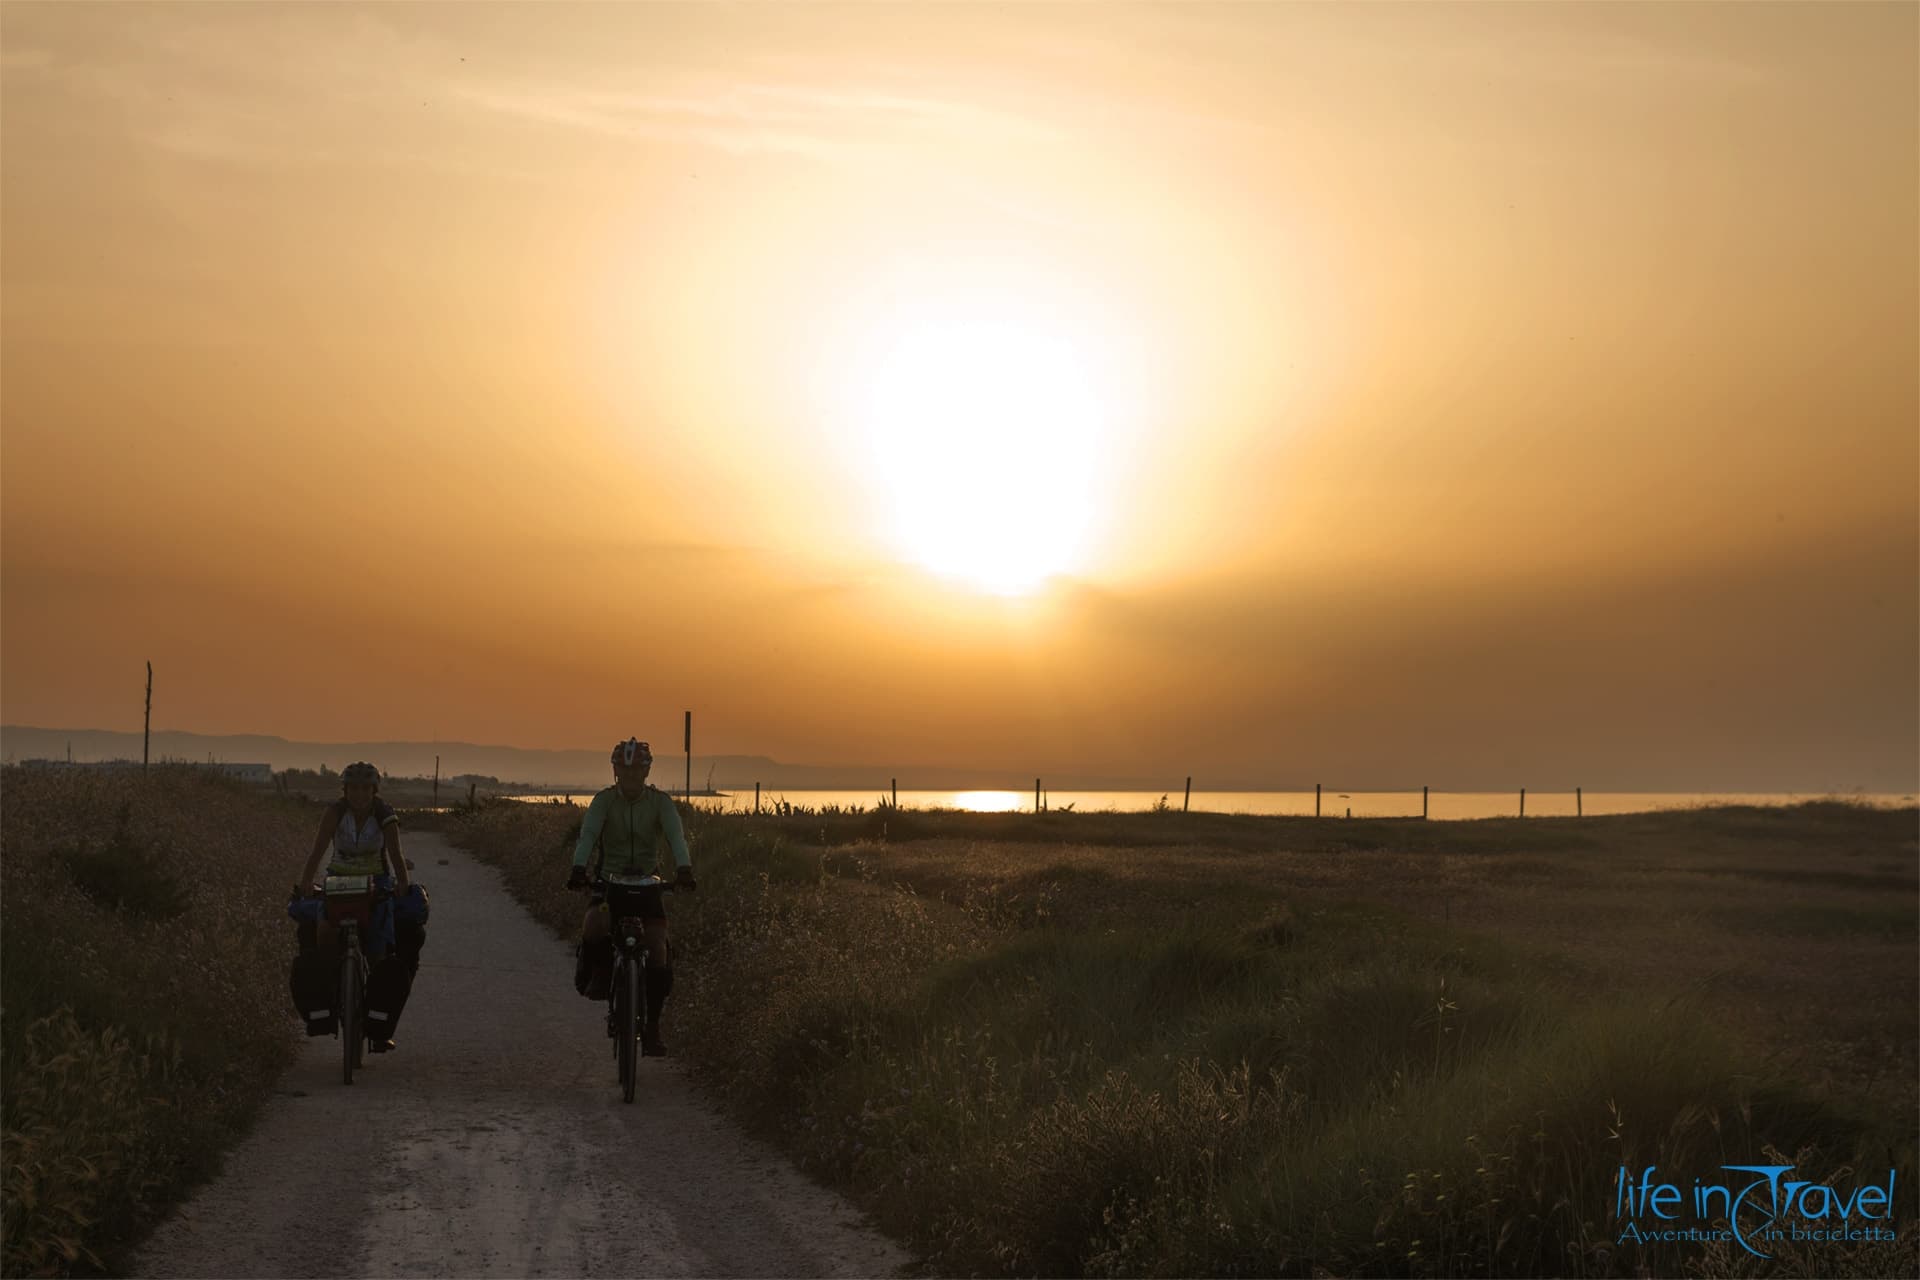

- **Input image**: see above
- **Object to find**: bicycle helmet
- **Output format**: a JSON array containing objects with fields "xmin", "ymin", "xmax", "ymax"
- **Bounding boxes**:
[
  {"xmin": 611, "ymin": 738, "xmax": 652, "ymax": 768},
  {"xmin": 341, "ymin": 761, "xmax": 381, "ymax": 789}
]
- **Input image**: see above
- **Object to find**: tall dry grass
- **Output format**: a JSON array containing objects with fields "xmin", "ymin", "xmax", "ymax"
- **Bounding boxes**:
[
  {"xmin": 449, "ymin": 798, "xmax": 1918, "ymax": 1277},
  {"xmin": 2, "ymin": 766, "xmax": 317, "ymax": 1276}
]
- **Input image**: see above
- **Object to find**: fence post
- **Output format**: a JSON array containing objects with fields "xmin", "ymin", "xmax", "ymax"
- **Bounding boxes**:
[
  {"xmin": 892, "ymin": 777, "xmax": 897, "ymax": 808},
  {"xmin": 1423, "ymin": 785, "xmax": 1429, "ymax": 820},
  {"xmin": 1183, "ymin": 776, "xmax": 1191, "ymax": 813},
  {"xmin": 143, "ymin": 661, "xmax": 152, "ymax": 774},
  {"xmin": 1035, "ymin": 778, "xmax": 1041, "ymax": 812},
  {"xmin": 1519, "ymin": 788, "xmax": 1526, "ymax": 818},
  {"xmin": 755, "ymin": 781, "xmax": 760, "ymax": 814},
  {"xmin": 1315, "ymin": 783, "xmax": 1321, "ymax": 818},
  {"xmin": 433, "ymin": 755, "xmax": 440, "ymax": 807},
  {"xmin": 684, "ymin": 711, "xmax": 692, "ymax": 799},
  {"xmin": 1576, "ymin": 786, "xmax": 1582, "ymax": 817}
]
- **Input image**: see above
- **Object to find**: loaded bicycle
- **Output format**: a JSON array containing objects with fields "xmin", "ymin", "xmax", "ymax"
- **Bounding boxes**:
[
  {"xmin": 580, "ymin": 873, "xmax": 676, "ymax": 1103},
  {"xmin": 321, "ymin": 874, "xmax": 388, "ymax": 1085}
]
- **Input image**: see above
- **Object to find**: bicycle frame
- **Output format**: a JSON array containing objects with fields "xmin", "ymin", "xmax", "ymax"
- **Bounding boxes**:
[
  {"xmin": 592, "ymin": 874, "xmax": 669, "ymax": 1103},
  {"xmin": 323, "ymin": 875, "xmax": 381, "ymax": 1085}
]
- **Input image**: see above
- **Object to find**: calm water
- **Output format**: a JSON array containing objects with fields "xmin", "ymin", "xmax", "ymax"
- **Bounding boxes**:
[{"xmin": 506, "ymin": 789, "xmax": 1916, "ymax": 819}]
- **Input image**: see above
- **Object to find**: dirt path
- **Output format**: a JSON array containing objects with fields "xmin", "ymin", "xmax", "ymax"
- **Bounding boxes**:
[{"xmin": 133, "ymin": 833, "xmax": 914, "ymax": 1279}]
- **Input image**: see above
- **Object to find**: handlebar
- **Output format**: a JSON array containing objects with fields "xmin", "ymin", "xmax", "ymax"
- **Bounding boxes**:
[
  {"xmin": 569, "ymin": 872, "xmax": 695, "ymax": 894},
  {"xmin": 588, "ymin": 874, "xmax": 676, "ymax": 892},
  {"xmin": 297, "ymin": 878, "xmax": 397, "ymax": 900}
]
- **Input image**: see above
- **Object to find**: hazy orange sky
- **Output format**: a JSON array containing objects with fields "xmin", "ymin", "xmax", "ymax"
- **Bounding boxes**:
[{"xmin": 3, "ymin": 2, "xmax": 1914, "ymax": 789}]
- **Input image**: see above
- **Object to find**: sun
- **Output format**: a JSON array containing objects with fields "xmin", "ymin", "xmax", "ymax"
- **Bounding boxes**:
[{"xmin": 830, "ymin": 277, "xmax": 1138, "ymax": 595}]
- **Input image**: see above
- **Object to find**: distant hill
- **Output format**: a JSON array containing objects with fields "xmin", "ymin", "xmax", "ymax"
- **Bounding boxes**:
[{"xmin": 0, "ymin": 725, "xmax": 1175, "ymax": 792}]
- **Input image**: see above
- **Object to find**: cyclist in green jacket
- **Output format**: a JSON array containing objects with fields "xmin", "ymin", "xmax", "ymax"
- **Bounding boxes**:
[{"xmin": 566, "ymin": 738, "xmax": 696, "ymax": 1055}]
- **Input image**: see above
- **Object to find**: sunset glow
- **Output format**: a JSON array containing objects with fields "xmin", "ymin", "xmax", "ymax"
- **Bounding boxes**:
[
  {"xmin": 836, "ymin": 282, "xmax": 1132, "ymax": 594},
  {"xmin": 1, "ymin": 2, "xmax": 1912, "ymax": 791}
]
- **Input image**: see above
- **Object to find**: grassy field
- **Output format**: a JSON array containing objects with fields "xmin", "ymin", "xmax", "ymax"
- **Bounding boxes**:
[
  {"xmin": 447, "ymin": 797, "xmax": 1917, "ymax": 1278},
  {"xmin": 1, "ymin": 767, "xmax": 318, "ymax": 1276}
]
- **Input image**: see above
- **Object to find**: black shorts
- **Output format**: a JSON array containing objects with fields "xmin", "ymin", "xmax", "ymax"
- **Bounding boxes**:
[{"xmin": 596, "ymin": 881, "xmax": 668, "ymax": 923}]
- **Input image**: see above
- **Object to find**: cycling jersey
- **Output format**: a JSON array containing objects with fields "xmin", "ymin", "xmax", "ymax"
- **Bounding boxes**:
[
  {"xmin": 324, "ymin": 797, "xmax": 399, "ymax": 876},
  {"xmin": 571, "ymin": 784, "xmax": 690, "ymax": 877}
]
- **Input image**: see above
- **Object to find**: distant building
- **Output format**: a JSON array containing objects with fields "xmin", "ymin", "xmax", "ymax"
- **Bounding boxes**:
[
  {"xmin": 208, "ymin": 762, "xmax": 273, "ymax": 784},
  {"xmin": 13, "ymin": 758, "xmax": 273, "ymax": 783}
]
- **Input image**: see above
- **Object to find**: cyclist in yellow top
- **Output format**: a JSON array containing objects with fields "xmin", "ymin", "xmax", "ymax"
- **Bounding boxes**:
[
  {"xmin": 566, "ymin": 738, "xmax": 696, "ymax": 1055},
  {"xmin": 290, "ymin": 762, "xmax": 424, "ymax": 1053},
  {"xmin": 300, "ymin": 761, "xmax": 412, "ymax": 889}
]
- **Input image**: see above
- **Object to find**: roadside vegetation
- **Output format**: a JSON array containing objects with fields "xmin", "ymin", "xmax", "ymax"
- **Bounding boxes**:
[
  {"xmin": 447, "ymin": 797, "xmax": 1918, "ymax": 1277},
  {"xmin": 1, "ymin": 766, "xmax": 317, "ymax": 1277}
]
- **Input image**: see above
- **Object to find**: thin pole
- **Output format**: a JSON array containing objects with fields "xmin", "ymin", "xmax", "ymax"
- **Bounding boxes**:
[
  {"xmin": 1035, "ymin": 777, "xmax": 1041, "ymax": 812},
  {"xmin": 1315, "ymin": 782, "xmax": 1321, "ymax": 818},
  {"xmin": 684, "ymin": 711, "xmax": 692, "ymax": 798},
  {"xmin": 143, "ymin": 661, "xmax": 152, "ymax": 773},
  {"xmin": 1183, "ymin": 776, "xmax": 1191, "ymax": 813},
  {"xmin": 1423, "ymin": 785, "xmax": 1429, "ymax": 820},
  {"xmin": 1519, "ymin": 787, "xmax": 1526, "ymax": 818},
  {"xmin": 755, "ymin": 781, "xmax": 760, "ymax": 814},
  {"xmin": 892, "ymin": 777, "xmax": 897, "ymax": 807},
  {"xmin": 433, "ymin": 755, "xmax": 440, "ymax": 807},
  {"xmin": 1577, "ymin": 786, "xmax": 1583, "ymax": 817}
]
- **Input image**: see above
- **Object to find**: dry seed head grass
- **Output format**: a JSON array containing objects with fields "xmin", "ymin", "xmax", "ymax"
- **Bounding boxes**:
[
  {"xmin": 3, "ymin": 766, "xmax": 322, "ymax": 1276},
  {"xmin": 443, "ymin": 798, "xmax": 1918, "ymax": 1278}
]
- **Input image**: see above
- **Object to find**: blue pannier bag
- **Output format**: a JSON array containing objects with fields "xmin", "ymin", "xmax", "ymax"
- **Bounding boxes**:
[{"xmin": 395, "ymin": 882, "xmax": 430, "ymax": 924}]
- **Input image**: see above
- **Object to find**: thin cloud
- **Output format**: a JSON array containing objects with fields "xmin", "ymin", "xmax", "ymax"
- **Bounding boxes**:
[{"xmin": 454, "ymin": 76, "xmax": 1065, "ymax": 160}]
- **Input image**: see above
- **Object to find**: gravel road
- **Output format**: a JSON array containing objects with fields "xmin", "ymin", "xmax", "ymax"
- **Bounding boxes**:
[{"xmin": 133, "ymin": 832, "xmax": 914, "ymax": 1279}]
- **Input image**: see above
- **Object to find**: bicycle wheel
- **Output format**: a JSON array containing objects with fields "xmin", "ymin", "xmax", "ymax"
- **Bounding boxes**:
[
  {"xmin": 340, "ymin": 937, "xmax": 359, "ymax": 1086},
  {"xmin": 618, "ymin": 954, "xmax": 640, "ymax": 1103},
  {"xmin": 352, "ymin": 965, "xmax": 367, "ymax": 1070}
]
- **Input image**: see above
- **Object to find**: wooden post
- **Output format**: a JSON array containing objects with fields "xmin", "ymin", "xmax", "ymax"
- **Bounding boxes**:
[
  {"xmin": 1315, "ymin": 783, "xmax": 1321, "ymax": 817},
  {"xmin": 1183, "ymin": 776, "xmax": 1191, "ymax": 813},
  {"xmin": 1519, "ymin": 787, "xmax": 1526, "ymax": 818},
  {"xmin": 892, "ymin": 777, "xmax": 897, "ymax": 808},
  {"xmin": 684, "ymin": 711, "xmax": 692, "ymax": 799},
  {"xmin": 1035, "ymin": 777, "xmax": 1041, "ymax": 812},
  {"xmin": 433, "ymin": 755, "xmax": 440, "ymax": 807},
  {"xmin": 1423, "ymin": 785, "xmax": 1429, "ymax": 820},
  {"xmin": 1576, "ymin": 786, "xmax": 1583, "ymax": 817},
  {"xmin": 143, "ymin": 661, "xmax": 152, "ymax": 774},
  {"xmin": 755, "ymin": 781, "xmax": 760, "ymax": 814}
]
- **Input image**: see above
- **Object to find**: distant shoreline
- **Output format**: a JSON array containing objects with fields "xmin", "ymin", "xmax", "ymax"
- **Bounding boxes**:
[{"xmin": 7, "ymin": 726, "xmax": 1912, "ymax": 796}]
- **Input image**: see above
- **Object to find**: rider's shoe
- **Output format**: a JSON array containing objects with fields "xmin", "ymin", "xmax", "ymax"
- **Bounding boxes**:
[
  {"xmin": 367, "ymin": 1038, "xmax": 396, "ymax": 1054},
  {"xmin": 641, "ymin": 1027, "xmax": 667, "ymax": 1057}
]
